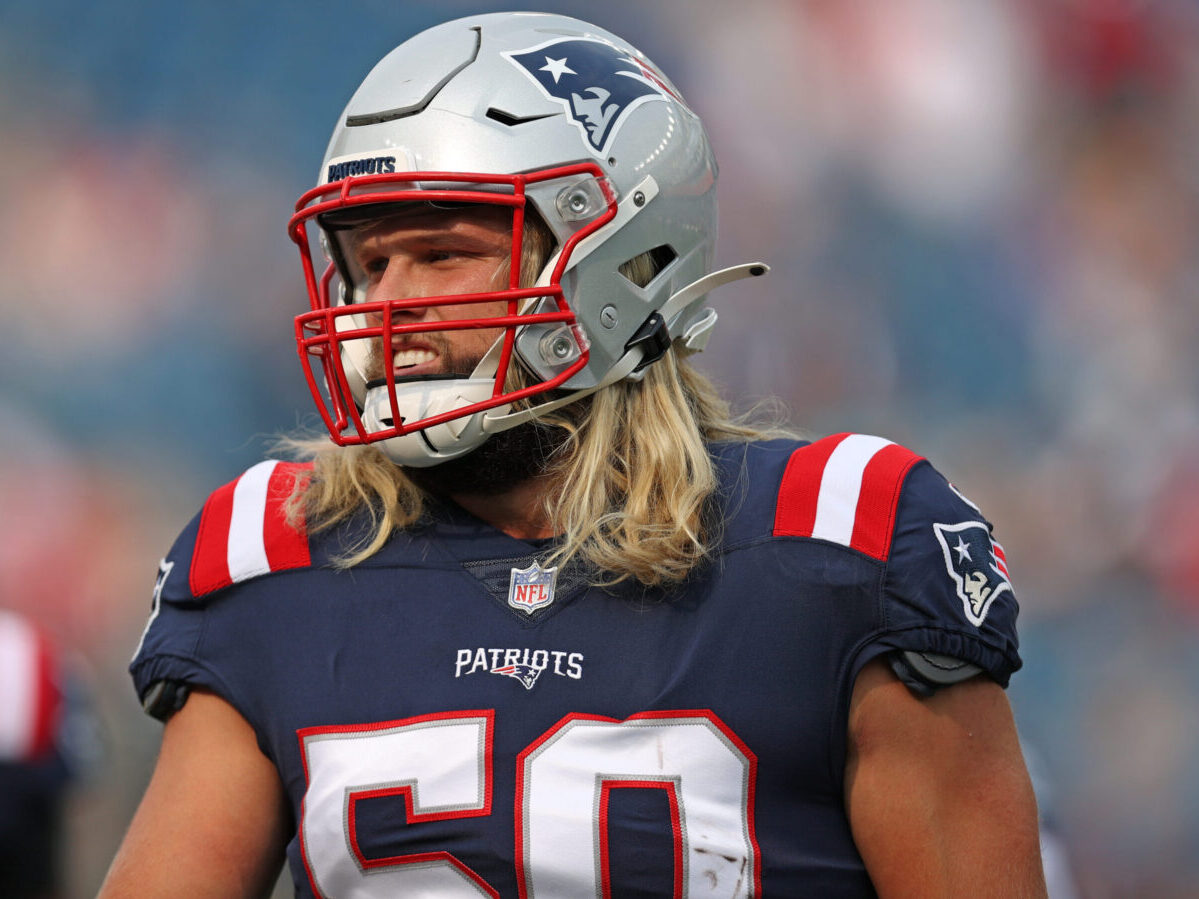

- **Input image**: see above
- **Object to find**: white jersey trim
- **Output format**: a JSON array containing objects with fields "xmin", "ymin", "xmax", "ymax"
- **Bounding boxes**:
[
  {"xmin": 227, "ymin": 460, "xmax": 279, "ymax": 584},
  {"xmin": 0, "ymin": 610, "xmax": 38, "ymax": 759},
  {"xmin": 811, "ymin": 434, "xmax": 895, "ymax": 547}
]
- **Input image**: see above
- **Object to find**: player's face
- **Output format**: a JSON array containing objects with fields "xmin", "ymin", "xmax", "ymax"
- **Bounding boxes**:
[{"xmin": 349, "ymin": 205, "xmax": 514, "ymax": 380}]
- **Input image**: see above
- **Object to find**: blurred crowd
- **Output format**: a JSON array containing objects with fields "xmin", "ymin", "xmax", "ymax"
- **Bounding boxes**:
[{"xmin": 0, "ymin": 0, "xmax": 1195, "ymax": 895}]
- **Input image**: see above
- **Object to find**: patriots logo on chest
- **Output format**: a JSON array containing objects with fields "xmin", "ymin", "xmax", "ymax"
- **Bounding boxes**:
[
  {"xmin": 503, "ymin": 37, "xmax": 684, "ymax": 155},
  {"xmin": 933, "ymin": 521, "xmax": 1013, "ymax": 626},
  {"xmin": 490, "ymin": 663, "xmax": 542, "ymax": 690}
]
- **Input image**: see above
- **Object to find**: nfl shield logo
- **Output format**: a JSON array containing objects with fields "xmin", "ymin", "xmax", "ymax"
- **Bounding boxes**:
[{"xmin": 507, "ymin": 561, "xmax": 558, "ymax": 614}]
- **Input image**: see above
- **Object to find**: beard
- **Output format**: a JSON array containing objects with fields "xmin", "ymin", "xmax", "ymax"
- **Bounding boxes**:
[{"xmin": 403, "ymin": 416, "xmax": 571, "ymax": 497}]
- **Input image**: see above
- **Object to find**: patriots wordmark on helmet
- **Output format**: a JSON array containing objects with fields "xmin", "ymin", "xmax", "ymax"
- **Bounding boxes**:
[{"xmin": 325, "ymin": 155, "xmax": 396, "ymax": 183}]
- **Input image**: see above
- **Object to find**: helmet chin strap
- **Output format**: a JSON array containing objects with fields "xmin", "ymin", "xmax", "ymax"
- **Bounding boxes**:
[
  {"xmin": 367, "ymin": 376, "xmax": 509, "ymax": 467},
  {"xmin": 480, "ymin": 261, "xmax": 770, "ymax": 434}
]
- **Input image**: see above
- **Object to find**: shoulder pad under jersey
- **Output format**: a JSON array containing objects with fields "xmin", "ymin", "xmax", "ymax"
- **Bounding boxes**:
[
  {"xmin": 161, "ymin": 459, "xmax": 315, "ymax": 603},
  {"xmin": 130, "ymin": 460, "xmax": 315, "ymax": 721},
  {"xmin": 770, "ymin": 432, "xmax": 1021, "ymax": 683}
]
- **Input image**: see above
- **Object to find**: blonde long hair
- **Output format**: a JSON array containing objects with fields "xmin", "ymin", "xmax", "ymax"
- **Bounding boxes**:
[{"xmin": 285, "ymin": 212, "xmax": 787, "ymax": 586}]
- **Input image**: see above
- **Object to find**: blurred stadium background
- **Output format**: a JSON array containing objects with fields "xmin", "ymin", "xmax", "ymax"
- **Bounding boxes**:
[{"xmin": 1, "ymin": 0, "xmax": 1196, "ymax": 895}]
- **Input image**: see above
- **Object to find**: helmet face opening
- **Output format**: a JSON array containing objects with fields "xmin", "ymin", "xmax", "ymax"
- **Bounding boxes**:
[{"xmin": 288, "ymin": 164, "xmax": 617, "ymax": 448}]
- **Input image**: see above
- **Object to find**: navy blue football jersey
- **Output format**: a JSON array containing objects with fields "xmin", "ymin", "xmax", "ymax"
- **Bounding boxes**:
[{"xmin": 131, "ymin": 435, "xmax": 1022, "ymax": 897}]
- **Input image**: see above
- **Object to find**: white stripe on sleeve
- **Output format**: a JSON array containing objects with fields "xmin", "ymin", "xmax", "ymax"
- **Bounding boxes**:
[
  {"xmin": 0, "ymin": 610, "xmax": 37, "ymax": 760},
  {"xmin": 811, "ymin": 434, "xmax": 894, "ymax": 548},
  {"xmin": 226, "ymin": 460, "xmax": 278, "ymax": 584}
]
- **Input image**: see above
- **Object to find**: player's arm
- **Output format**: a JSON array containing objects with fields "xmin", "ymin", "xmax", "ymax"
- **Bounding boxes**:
[
  {"xmin": 845, "ymin": 657, "xmax": 1047, "ymax": 898},
  {"xmin": 98, "ymin": 689, "xmax": 289, "ymax": 899}
]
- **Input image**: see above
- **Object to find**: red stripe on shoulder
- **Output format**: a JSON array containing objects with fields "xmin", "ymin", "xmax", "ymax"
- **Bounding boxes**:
[
  {"xmin": 264, "ymin": 462, "xmax": 313, "ymax": 573},
  {"xmin": 848, "ymin": 443, "xmax": 923, "ymax": 561},
  {"xmin": 189, "ymin": 476, "xmax": 237, "ymax": 597},
  {"xmin": 773, "ymin": 433, "xmax": 852, "ymax": 537},
  {"xmin": 29, "ymin": 629, "xmax": 61, "ymax": 760}
]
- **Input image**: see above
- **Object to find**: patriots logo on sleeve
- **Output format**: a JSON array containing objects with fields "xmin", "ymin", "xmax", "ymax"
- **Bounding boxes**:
[
  {"xmin": 933, "ymin": 521, "xmax": 1013, "ymax": 626},
  {"xmin": 503, "ymin": 37, "xmax": 683, "ymax": 155}
]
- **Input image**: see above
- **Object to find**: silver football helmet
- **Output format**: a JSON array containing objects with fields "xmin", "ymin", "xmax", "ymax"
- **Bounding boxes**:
[{"xmin": 289, "ymin": 11, "xmax": 767, "ymax": 466}]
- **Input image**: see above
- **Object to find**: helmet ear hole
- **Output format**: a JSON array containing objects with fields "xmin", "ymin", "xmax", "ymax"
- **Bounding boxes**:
[{"xmin": 618, "ymin": 245, "xmax": 678, "ymax": 289}]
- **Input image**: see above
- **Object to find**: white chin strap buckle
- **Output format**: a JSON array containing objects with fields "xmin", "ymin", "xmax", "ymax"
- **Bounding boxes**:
[{"xmin": 362, "ymin": 378, "xmax": 511, "ymax": 467}]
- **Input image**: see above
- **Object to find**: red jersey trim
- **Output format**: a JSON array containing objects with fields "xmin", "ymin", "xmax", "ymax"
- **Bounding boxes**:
[
  {"xmin": 0, "ymin": 611, "xmax": 61, "ymax": 762},
  {"xmin": 30, "ymin": 627, "xmax": 61, "ymax": 760},
  {"xmin": 774, "ymin": 434, "xmax": 923, "ymax": 561},
  {"xmin": 189, "ymin": 460, "xmax": 313, "ymax": 597}
]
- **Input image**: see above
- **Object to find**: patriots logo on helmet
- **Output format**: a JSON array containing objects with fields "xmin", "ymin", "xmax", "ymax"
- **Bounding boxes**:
[
  {"xmin": 504, "ymin": 37, "xmax": 682, "ymax": 155},
  {"xmin": 933, "ymin": 521, "xmax": 1013, "ymax": 627}
]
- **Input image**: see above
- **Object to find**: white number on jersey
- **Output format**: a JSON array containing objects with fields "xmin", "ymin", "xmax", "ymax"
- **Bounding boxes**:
[{"xmin": 299, "ymin": 709, "xmax": 758, "ymax": 897}]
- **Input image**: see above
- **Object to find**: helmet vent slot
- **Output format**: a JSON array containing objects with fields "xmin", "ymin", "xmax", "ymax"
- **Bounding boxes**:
[
  {"xmin": 486, "ymin": 108, "xmax": 558, "ymax": 127},
  {"xmin": 346, "ymin": 27, "xmax": 482, "ymax": 127},
  {"xmin": 618, "ymin": 245, "xmax": 678, "ymax": 289}
]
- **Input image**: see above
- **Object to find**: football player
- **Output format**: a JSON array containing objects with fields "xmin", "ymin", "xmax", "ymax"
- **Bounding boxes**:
[
  {"xmin": 0, "ymin": 610, "xmax": 78, "ymax": 899},
  {"xmin": 101, "ymin": 12, "xmax": 1046, "ymax": 897}
]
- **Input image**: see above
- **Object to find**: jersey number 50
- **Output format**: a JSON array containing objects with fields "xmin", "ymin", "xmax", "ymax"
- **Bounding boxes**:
[{"xmin": 299, "ymin": 709, "xmax": 759, "ymax": 897}]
